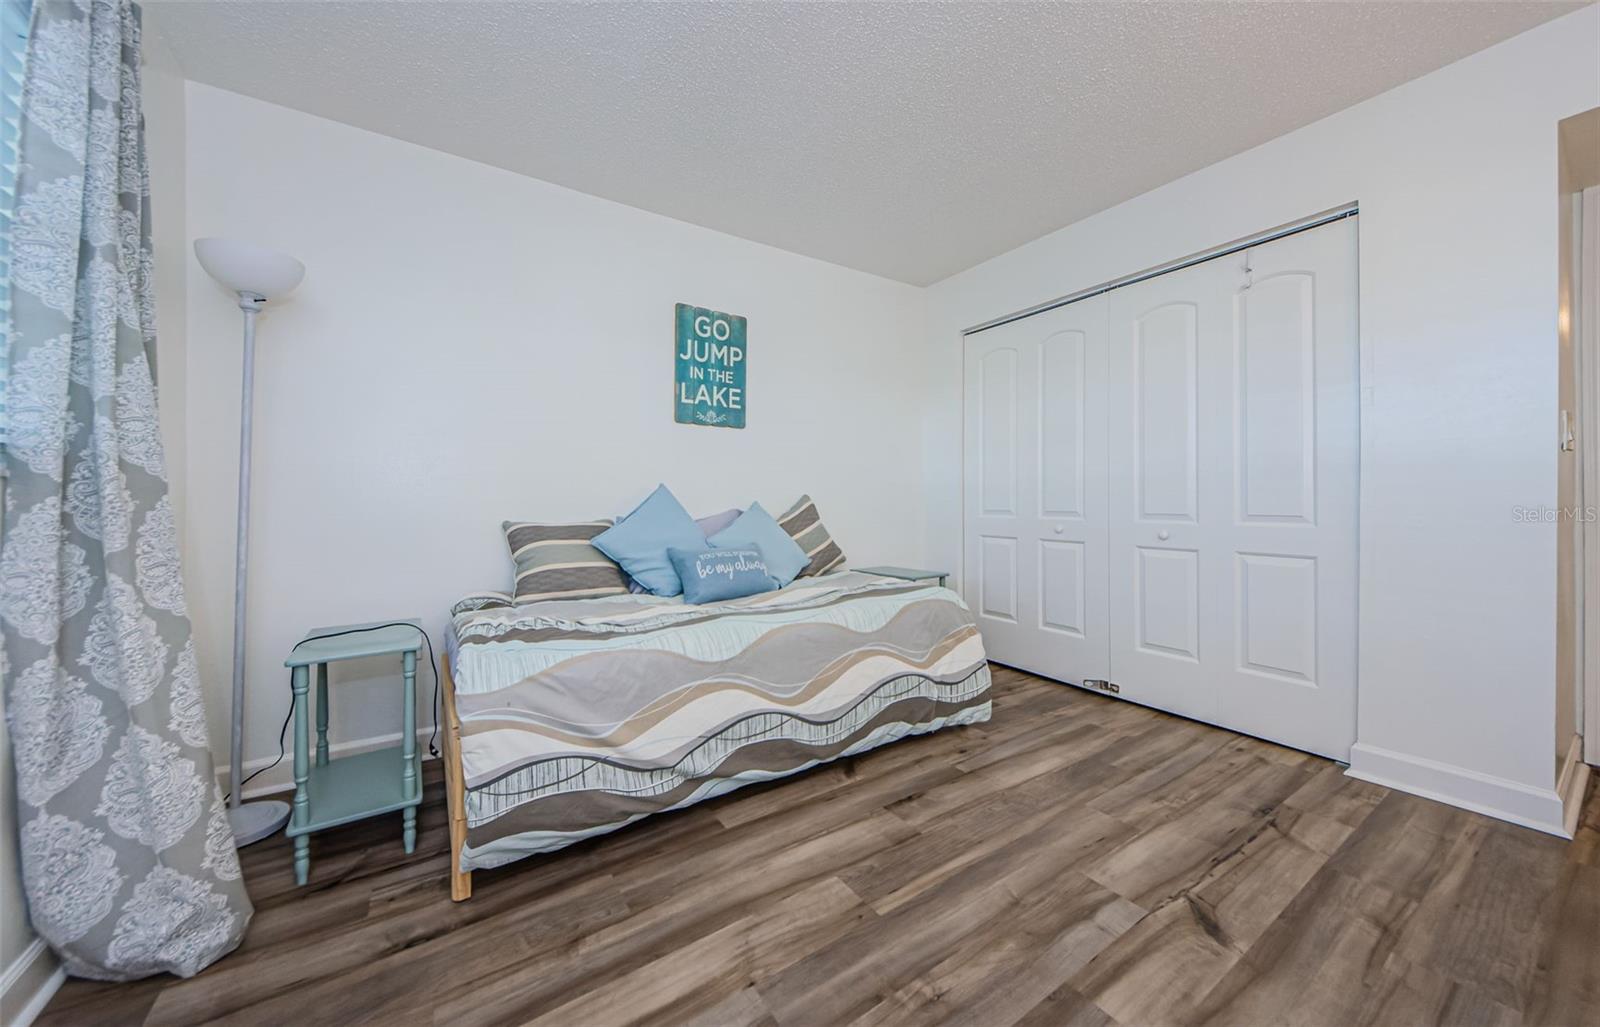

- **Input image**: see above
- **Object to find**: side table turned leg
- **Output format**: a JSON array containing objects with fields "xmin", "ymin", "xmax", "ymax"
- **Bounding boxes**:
[
  {"xmin": 291, "ymin": 664, "xmax": 312, "ymax": 885},
  {"xmin": 315, "ymin": 662, "xmax": 329, "ymax": 766},
  {"xmin": 402, "ymin": 649, "xmax": 418, "ymax": 854}
]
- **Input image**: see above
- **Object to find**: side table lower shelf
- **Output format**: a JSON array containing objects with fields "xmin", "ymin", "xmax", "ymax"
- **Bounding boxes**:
[
  {"xmin": 286, "ymin": 745, "xmax": 422, "ymax": 883},
  {"xmin": 287, "ymin": 745, "xmax": 422, "ymax": 835}
]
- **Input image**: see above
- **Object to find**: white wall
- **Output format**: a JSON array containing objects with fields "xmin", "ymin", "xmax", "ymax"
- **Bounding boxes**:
[
  {"xmin": 181, "ymin": 83, "xmax": 931, "ymax": 788},
  {"xmin": 924, "ymin": 6, "xmax": 1600, "ymax": 834}
]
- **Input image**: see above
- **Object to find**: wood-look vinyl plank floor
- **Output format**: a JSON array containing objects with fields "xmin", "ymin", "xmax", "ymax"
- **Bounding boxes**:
[{"xmin": 39, "ymin": 665, "xmax": 1600, "ymax": 1027}]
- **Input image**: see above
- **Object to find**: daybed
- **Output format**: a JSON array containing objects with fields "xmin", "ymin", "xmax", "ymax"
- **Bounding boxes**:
[{"xmin": 438, "ymin": 571, "xmax": 990, "ymax": 899}]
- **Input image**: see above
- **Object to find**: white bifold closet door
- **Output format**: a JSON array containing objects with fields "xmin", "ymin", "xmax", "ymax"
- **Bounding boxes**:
[
  {"xmin": 963, "ymin": 294, "xmax": 1111, "ymax": 687},
  {"xmin": 964, "ymin": 217, "xmax": 1358, "ymax": 760}
]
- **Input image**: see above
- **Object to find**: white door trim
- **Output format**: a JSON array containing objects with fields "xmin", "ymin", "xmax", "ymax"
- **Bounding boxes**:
[
  {"xmin": 1581, "ymin": 185, "xmax": 1600, "ymax": 765},
  {"xmin": 1559, "ymin": 733, "xmax": 1591, "ymax": 837}
]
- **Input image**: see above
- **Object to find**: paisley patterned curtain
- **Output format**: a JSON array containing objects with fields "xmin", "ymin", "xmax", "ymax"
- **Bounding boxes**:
[{"xmin": 0, "ymin": 0, "xmax": 251, "ymax": 980}]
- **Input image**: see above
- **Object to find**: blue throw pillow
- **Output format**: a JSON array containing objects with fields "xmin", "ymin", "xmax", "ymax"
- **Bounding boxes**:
[
  {"xmin": 592, "ymin": 485, "xmax": 708, "ymax": 596},
  {"xmin": 708, "ymin": 502, "xmax": 809, "ymax": 586},
  {"xmin": 669, "ymin": 546, "xmax": 778, "ymax": 605}
]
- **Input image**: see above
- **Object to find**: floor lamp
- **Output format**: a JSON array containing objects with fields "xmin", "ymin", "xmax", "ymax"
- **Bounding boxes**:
[{"xmin": 195, "ymin": 237, "xmax": 306, "ymax": 846}]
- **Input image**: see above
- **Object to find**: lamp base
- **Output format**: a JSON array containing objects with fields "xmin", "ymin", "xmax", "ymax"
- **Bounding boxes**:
[{"xmin": 229, "ymin": 800, "xmax": 291, "ymax": 847}]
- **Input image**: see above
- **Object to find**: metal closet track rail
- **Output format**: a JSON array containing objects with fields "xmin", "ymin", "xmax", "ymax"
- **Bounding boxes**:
[{"xmin": 963, "ymin": 203, "xmax": 1359, "ymax": 336}]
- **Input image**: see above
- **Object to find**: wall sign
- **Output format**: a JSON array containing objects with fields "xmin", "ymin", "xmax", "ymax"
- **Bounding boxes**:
[{"xmin": 675, "ymin": 303, "xmax": 747, "ymax": 428}]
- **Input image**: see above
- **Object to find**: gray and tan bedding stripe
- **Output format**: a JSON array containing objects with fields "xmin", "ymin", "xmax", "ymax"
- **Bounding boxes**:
[
  {"xmin": 502, "ymin": 520, "xmax": 630, "ymax": 602},
  {"xmin": 778, "ymin": 494, "xmax": 846, "ymax": 577},
  {"xmin": 447, "ymin": 571, "xmax": 990, "ymax": 870}
]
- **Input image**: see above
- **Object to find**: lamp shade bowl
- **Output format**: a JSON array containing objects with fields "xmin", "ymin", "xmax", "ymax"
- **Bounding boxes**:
[{"xmin": 194, "ymin": 237, "xmax": 305, "ymax": 299}]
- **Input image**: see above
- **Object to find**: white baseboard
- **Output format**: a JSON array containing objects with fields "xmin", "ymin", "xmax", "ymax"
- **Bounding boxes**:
[
  {"xmin": 219, "ymin": 726, "xmax": 439, "ymax": 800},
  {"xmin": 1347, "ymin": 742, "xmax": 1569, "ymax": 838},
  {"xmin": 1558, "ymin": 733, "xmax": 1591, "ymax": 838},
  {"xmin": 0, "ymin": 938, "xmax": 65, "ymax": 1027}
]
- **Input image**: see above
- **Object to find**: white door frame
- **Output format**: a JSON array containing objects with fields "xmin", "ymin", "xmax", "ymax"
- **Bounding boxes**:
[{"xmin": 1580, "ymin": 186, "xmax": 1600, "ymax": 765}]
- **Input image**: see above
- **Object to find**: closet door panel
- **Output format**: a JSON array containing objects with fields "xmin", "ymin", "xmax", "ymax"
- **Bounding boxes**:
[
  {"xmin": 978, "ymin": 348, "xmax": 1019, "ymax": 517},
  {"xmin": 1134, "ymin": 303, "xmax": 1199, "ymax": 522},
  {"xmin": 1107, "ymin": 218, "xmax": 1358, "ymax": 759},
  {"xmin": 965, "ymin": 217, "xmax": 1356, "ymax": 761},
  {"xmin": 963, "ymin": 297, "xmax": 1110, "ymax": 685},
  {"xmin": 1108, "ymin": 261, "xmax": 1231, "ymax": 722},
  {"xmin": 1135, "ymin": 546, "xmax": 1201, "ymax": 661},
  {"xmin": 1236, "ymin": 553, "xmax": 1318, "ymax": 684},
  {"xmin": 966, "ymin": 337, "xmax": 1030, "ymax": 663},
  {"xmin": 1039, "ymin": 539, "xmax": 1086, "ymax": 636},
  {"xmin": 1039, "ymin": 331, "xmax": 1086, "ymax": 518},
  {"xmin": 978, "ymin": 535, "xmax": 1019, "ymax": 622},
  {"xmin": 1216, "ymin": 221, "xmax": 1358, "ymax": 759},
  {"xmin": 1237, "ymin": 272, "xmax": 1317, "ymax": 524}
]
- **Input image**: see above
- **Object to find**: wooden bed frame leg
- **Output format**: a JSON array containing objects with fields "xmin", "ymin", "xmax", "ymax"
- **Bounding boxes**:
[
  {"xmin": 441, "ymin": 653, "xmax": 473, "ymax": 901},
  {"xmin": 450, "ymin": 853, "xmax": 472, "ymax": 902}
]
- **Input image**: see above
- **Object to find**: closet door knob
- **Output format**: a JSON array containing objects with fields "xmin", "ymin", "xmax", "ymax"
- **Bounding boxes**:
[
  {"xmin": 1053, "ymin": 525, "xmax": 1064, "ymax": 534},
  {"xmin": 1157, "ymin": 530, "xmax": 1170, "ymax": 541}
]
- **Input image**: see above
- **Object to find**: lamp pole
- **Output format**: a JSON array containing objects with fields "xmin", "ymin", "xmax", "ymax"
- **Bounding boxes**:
[
  {"xmin": 228, "ymin": 292, "xmax": 263, "ymax": 814},
  {"xmin": 194, "ymin": 238, "xmax": 303, "ymax": 846}
]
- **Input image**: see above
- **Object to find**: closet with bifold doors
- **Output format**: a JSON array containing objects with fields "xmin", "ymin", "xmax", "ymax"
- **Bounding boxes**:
[{"xmin": 962, "ymin": 216, "xmax": 1359, "ymax": 759}]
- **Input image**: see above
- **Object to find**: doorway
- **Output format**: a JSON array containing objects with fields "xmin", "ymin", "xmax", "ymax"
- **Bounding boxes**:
[{"xmin": 1559, "ymin": 107, "xmax": 1599, "ymax": 838}]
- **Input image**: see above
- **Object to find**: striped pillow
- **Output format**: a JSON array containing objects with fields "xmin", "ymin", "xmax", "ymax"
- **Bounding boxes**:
[
  {"xmin": 502, "ymin": 520, "xmax": 631, "ymax": 603},
  {"xmin": 450, "ymin": 591, "xmax": 515, "ymax": 616},
  {"xmin": 777, "ymin": 495, "xmax": 846, "ymax": 577}
]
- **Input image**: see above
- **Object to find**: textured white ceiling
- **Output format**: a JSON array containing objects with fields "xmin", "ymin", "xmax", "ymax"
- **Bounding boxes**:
[{"xmin": 144, "ymin": 1, "xmax": 1583, "ymax": 285}]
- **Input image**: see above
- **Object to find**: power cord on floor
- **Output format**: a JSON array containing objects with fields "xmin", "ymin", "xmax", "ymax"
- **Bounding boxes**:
[{"xmin": 224, "ymin": 622, "xmax": 442, "ymax": 803}]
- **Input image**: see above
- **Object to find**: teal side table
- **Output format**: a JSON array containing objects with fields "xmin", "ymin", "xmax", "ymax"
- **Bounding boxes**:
[{"xmin": 283, "ymin": 621, "xmax": 425, "ymax": 886}]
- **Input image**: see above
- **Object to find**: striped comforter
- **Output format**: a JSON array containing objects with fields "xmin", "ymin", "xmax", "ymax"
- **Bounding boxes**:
[{"xmin": 446, "ymin": 572, "xmax": 990, "ymax": 870}]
